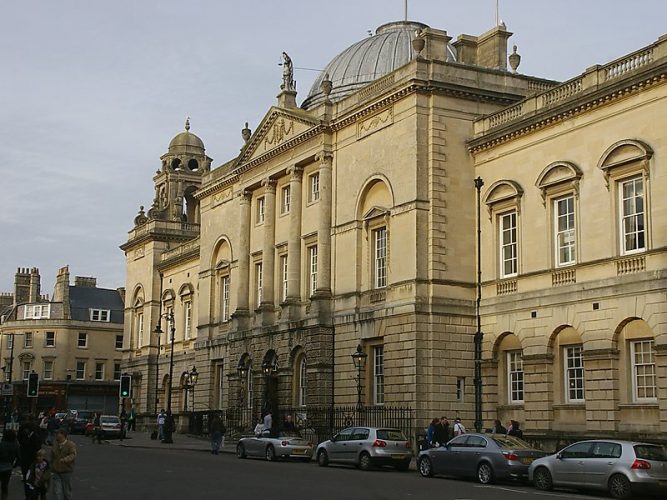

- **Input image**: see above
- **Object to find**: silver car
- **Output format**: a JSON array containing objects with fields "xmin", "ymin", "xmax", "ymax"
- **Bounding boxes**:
[
  {"xmin": 316, "ymin": 427, "xmax": 412, "ymax": 471},
  {"xmin": 529, "ymin": 439, "xmax": 667, "ymax": 499},
  {"xmin": 236, "ymin": 430, "xmax": 313, "ymax": 461},
  {"xmin": 417, "ymin": 433, "xmax": 546, "ymax": 484}
]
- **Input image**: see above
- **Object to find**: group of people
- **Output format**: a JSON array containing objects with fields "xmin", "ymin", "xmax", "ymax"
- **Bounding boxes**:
[
  {"xmin": 425, "ymin": 416, "xmax": 524, "ymax": 448},
  {"xmin": 0, "ymin": 415, "xmax": 76, "ymax": 500}
]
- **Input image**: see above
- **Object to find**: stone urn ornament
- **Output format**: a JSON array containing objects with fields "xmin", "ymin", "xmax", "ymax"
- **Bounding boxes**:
[
  {"xmin": 320, "ymin": 73, "xmax": 333, "ymax": 98},
  {"xmin": 412, "ymin": 29, "xmax": 425, "ymax": 56},
  {"xmin": 241, "ymin": 122, "xmax": 251, "ymax": 143}
]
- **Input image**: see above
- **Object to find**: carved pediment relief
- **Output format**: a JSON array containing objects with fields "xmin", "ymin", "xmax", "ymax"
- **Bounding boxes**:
[
  {"xmin": 597, "ymin": 139, "xmax": 653, "ymax": 188},
  {"xmin": 362, "ymin": 206, "xmax": 389, "ymax": 220},
  {"xmin": 483, "ymin": 180, "xmax": 524, "ymax": 217},
  {"xmin": 215, "ymin": 259, "xmax": 231, "ymax": 270},
  {"xmin": 239, "ymin": 108, "xmax": 319, "ymax": 166}
]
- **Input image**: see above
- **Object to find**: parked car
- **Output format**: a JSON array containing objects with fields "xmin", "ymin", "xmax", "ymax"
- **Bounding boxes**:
[
  {"xmin": 529, "ymin": 439, "xmax": 667, "ymax": 499},
  {"xmin": 417, "ymin": 433, "xmax": 546, "ymax": 484},
  {"xmin": 236, "ymin": 430, "xmax": 313, "ymax": 461},
  {"xmin": 99, "ymin": 415, "xmax": 123, "ymax": 439},
  {"xmin": 316, "ymin": 427, "xmax": 412, "ymax": 471},
  {"xmin": 66, "ymin": 410, "xmax": 96, "ymax": 434}
]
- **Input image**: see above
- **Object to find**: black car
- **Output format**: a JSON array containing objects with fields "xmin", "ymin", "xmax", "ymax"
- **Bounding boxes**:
[{"xmin": 66, "ymin": 410, "xmax": 96, "ymax": 434}]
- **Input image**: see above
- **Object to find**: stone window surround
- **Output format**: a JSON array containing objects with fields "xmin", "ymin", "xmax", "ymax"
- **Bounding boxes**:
[
  {"xmin": 77, "ymin": 332, "xmax": 88, "ymax": 349},
  {"xmin": 42, "ymin": 358, "xmax": 54, "ymax": 380},
  {"xmin": 483, "ymin": 179, "xmax": 523, "ymax": 280},
  {"xmin": 75, "ymin": 360, "xmax": 86, "ymax": 380},
  {"xmin": 280, "ymin": 184, "xmax": 291, "ymax": 215},
  {"xmin": 45, "ymin": 331, "xmax": 56, "ymax": 348}
]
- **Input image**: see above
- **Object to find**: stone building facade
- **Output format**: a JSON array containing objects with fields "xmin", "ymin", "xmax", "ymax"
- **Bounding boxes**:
[
  {"xmin": 120, "ymin": 17, "xmax": 667, "ymax": 442},
  {"xmin": 0, "ymin": 267, "xmax": 125, "ymax": 414}
]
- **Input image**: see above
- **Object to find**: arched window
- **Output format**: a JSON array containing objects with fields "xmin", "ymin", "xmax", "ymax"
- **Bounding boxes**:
[{"xmin": 495, "ymin": 333, "xmax": 524, "ymax": 405}]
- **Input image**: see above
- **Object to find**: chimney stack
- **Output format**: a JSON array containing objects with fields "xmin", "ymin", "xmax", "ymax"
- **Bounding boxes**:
[
  {"xmin": 29, "ymin": 267, "xmax": 41, "ymax": 303},
  {"xmin": 13, "ymin": 267, "xmax": 30, "ymax": 305},
  {"xmin": 74, "ymin": 276, "xmax": 97, "ymax": 288}
]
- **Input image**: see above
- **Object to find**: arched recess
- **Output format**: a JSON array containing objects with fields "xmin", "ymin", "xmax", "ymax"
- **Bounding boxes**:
[
  {"xmin": 212, "ymin": 237, "xmax": 233, "ymax": 323},
  {"xmin": 131, "ymin": 285, "xmax": 145, "ymax": 349},
  {"xmin": 614, "ymin": 318, "xmax": 657, "ymax": 404},
  {"xmin": 597, "ymin": 139, "xmax": 653, "ymax": 188},
  {"xmin": 290, "ymin": 346, "xmax": 307, "ymax": 407},
  {"xmin": 535, "ymin": 161, "xmax": 583, "ymax": 204},
  {"xmin": 182, "ymin": 185, "xmax": 200, "ymax": 223},
  {"xmin": 238, "ymin": 353, "xmax": 253, "ymax": 410},
  {"xmin": 493, "ymin": 332, "xmax": 524, "ymax": 406},
  {"xmin": 548, "ymin": 325, "xmax": 585, "ymax": 405},
  {"xmin": 355, "ymin": 176, "xmax": 394, "ymax": 292},
  {"xmin": 483, "ymin": 180, "xmax": 524, "ymax": 217}
]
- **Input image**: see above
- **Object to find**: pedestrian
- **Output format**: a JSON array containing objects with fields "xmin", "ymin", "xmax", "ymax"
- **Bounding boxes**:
[
  {"xmin": 127, "ymin": 406, "xmax": 137, "ymax": 432},
  {"xmin": 434, "ymin": 416, "xmax": 449, "ymax": 446},
  {"xmin": 119, "ymin": 408, "xmax": 127, "ymax": 440},
  {"xmin": 163, "ymin": 411, "xmax": 175, "ymax": 442},
  {"xmin": 263, "ymin": 410, "xmax": 273, "ymax": 435},
  {"xmin": 491, "ymin": 419, "xmax": 507, "ymax": 434},
  {"xmin": 0, "ymin": 428, "xmax": 19, "ymax": 500},
  {"xmin": 426, "ymin": 418, "xmax": 439, "ymax": 448},
  {"xmin": 24, "ymin": 448, "xmax": 50, "ymax": 500},
  {"xmin": 209, "ymin": 416, "xmax": 223, "ymax": 455},
  {"xmin": 453, "ymin": 417, "xmax": 466, "ymax": 436},
  {"xmin": 157, "ymin": 409, "xmax": 166, "ymax": 441},
  {"xmin": 46, "ymin": 413, "xmax": 59, "ymax": 446},
  {"xmin": 282, "ymin": 414, "xmax": 296, "ymax": 432},
  {"xmin": 17, "ymin": 418, "xmax": 42, "ymax": 496},
  {"xmin": 507, "ymin": 419, "xmax": 523, "ymax": 438},
  {"xmin": 253, "ymin": 418, "xmax": 265, "ymax": 435},
  {"xmin": 92, "ymin": 413, "xmax": 102, "ymax": 444},
  {"xmin": 50, "ymin": 429, "xmax": 76, "ymax": 500}
]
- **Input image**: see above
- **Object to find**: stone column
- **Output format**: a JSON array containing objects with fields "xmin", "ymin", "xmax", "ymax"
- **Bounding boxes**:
[
  {"xmin": 260, "ymin": 178, "xmax": 277, "ymax": 311},
  {"xmin": 315, "ymin": 152, "xmax": 333, "ymax": 295},
  {"xmin": 233, "ymin": 191, "xmax": 252, "ymax": 328},
  {"xmin": 286, "ymin": 166, "xmax": 303, "ymax": 304}
]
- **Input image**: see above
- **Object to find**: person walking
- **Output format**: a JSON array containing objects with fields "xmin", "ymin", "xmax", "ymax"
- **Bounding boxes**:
[
  {"xmin": 119, "ymin": 408, "xmax": 127, "ymax": 441},
  {"xmin": 50, "ymin": 429, "xmax": 76, "ymax": 500},
  {"xmin": 17, "ymin": 418, "xmax": 42, "ymax": 497},
  {"xmin": 426, "ymin": 418, "xmax": 439, "ymax": 448},
  {"xmin": 157, "ymin": 409, "xmax": 166, "ymax": 441},
  {"xmin": 434, "ymin": 416, "xmax": 450, "ymax": 446},
  {"xmin": 45, "ymin": 413, "xmax": 59, "ymax": 446},
  {"xmin": 127, "ymin": 406, "xmax": 137, "ymax": 432},
  {"xmin": 91, "ymin": 413, "xmax": 102, "ymax": 444},
  {"xmin": 24, "ymin": 448, "xmax": 50, "ymax": 500},
  {"xmin": 0, "ymin": 429, "xmax": 19, "ymax": 500},
  {"xmin": 209, "ymin": 416, "xmax": 223, "ymax": 455},
  {"xmin": 453, "ymin": 417, "xmax": 466, "ymax": 436}
]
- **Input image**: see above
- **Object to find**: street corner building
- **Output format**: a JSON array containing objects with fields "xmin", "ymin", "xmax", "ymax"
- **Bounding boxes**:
[
  {"xmin": 119, "ymin": 17, "xmax": 667, "ymax": 445},
  {"xmin": 0, "ymin": 266, "xmax": 125, "ymax": 413}
]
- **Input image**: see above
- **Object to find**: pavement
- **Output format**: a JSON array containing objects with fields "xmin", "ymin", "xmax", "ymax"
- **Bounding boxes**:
[{"xmin": 107, "ymin": 429, "xmax": 237, "ymax": 453}]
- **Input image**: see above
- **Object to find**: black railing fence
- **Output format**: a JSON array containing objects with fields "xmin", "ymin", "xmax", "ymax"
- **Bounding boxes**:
[{"xmin": 188, "ymin": 405, "xmax": 414, "ymax": 446}]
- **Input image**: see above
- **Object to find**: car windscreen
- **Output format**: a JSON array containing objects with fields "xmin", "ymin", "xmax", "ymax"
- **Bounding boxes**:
[
  {"xmin": 634, "ymin": 444, "xmax": 667, "ymax": 461},
  {"xmin": 376, "ymin": 429, "xmax": 407, "ymax": 441},
  {"xmin": 100, "ymin": 417, "xmax": 119, "ymax": 424},
  {"xmin": 492, "ymin": 435, "xmax": 532, "ymax": 449}
]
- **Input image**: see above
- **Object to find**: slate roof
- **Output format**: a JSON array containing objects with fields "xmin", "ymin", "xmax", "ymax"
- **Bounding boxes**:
[{"xmin": 68, "ymin": 286, "xmax": 124, "ymax": 324}]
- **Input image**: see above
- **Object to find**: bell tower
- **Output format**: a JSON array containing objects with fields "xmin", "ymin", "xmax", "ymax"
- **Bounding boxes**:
[{"xmin": 149, "ymin": 118, "xmax": 212, "ymax": 223}]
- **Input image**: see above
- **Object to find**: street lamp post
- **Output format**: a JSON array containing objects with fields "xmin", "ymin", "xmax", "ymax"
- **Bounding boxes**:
[
  {"xmin": 261, "ymin": 355, "xmax": 277, "ymax": 419},
  {"xmin": 153, "ymin": 322, "xmax": 162, "ymax": 416},
  {"xmin": 181, "ymin": 366, "xmax": 198, "ymax": 412},
  {"xmin": 473, "ymin": 176, "xmax": 485, "ymax": 433},
  {"xmin": 351, "ymin": 344, "xmax": 367, "ymax": 410},
  {"xmin": 163, "ymin": 311, "xmax": 176, "ymax": 444}
]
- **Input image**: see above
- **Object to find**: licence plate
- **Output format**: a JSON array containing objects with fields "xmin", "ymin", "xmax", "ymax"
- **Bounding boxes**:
[
  {"xmin": 292, "ymin": 448, "xmax": 308, "ymax": 454},
  {"xmin": 521, "ymin": 457, "xmax": 534, "ymax": 465},
  {"xmin": 391, "ymin": 454, "xmax": 405, "ymax": 459}
]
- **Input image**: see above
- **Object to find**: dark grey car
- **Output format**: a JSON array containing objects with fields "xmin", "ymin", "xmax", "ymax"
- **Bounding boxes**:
[{"xmin": 417, "ymin": 433, "xmax": 546, "ymax": 484}]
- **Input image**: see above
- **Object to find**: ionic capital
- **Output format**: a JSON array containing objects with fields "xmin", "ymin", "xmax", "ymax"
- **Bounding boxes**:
[{"xmin": 261, "ymin": 177, "xmax": 277, "ymax": 193}]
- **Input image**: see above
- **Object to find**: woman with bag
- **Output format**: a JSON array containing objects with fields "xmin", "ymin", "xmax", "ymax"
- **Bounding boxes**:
[{"xmin": 0, "ymin": 429, "xmax": 19, "ymax": 500}]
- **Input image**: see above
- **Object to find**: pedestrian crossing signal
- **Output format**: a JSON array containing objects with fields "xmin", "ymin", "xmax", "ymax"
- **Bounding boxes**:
[
  {"xmin": 27, "ymin": 372, "xmax": 39, "ymax": 397},
  {"xmin": 119, "ymin": 374, "xmax": 131, "ymax": 398}
]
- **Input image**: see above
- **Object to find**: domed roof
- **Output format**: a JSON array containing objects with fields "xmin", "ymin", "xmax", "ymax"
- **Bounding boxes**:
[
  {"xmin": 168, "ymin": 118, "xmax": 205, "ymax": 154},
  {"xmin": 302, "ymin": 21, "xmax": 456, "ymax": 109}
]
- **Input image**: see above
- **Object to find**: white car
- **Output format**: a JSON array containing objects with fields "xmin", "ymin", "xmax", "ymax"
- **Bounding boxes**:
[{"xmin": 99, "ymin": 415, "xmax": 123, "ymax": 439}]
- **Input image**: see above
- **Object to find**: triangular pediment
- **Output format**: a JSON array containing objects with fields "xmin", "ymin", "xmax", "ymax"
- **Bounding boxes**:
[
  {"xmin": 362, "ymin": 206, "xmax": 389, "ymax": 220},
  {"xmin": 238, "ymin": 107, "xmax": 320, "ymax": 165}
]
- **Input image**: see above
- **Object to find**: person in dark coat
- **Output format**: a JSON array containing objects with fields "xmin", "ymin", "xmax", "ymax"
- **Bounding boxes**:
[
  {"xmin": 491, "ymin": 419, "xmax": 507, "ymax": 434},
  {"xmin": 0, "ymin": 429, "xmax": 19, "ymax": 500},
  {"xmin": 17, "ymin": 419, "xmax": 43, "ymax": 496},
  {"xmin": 433, "ymin": 416, "xmax": 450, "ymax": 446},
  {"xmin": 507, "ymin": 420, "xmax": 523, "ymax": 439}
]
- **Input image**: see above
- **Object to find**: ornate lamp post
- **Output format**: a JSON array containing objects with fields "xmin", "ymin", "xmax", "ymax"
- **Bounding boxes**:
[
  {"xmin": 181, "ymin": 366, "xmax": 198, "ymax": 412},
  {"xmin": 153, "ymin": 322, "xmax": 162, "ymax": 415},
  {"xmin": 474, "ymin": 176, "xmax": 485, "ymax": 433},
  {"xmin": 351, "ymin": 344, "xmax": 367, "ymax": 410},
  {"xmin": 261, "ymin": 355, "xmax": 278, "ymax": 418},
  {"xmin": 163, "ymin": 311, "xmax": 176, "ymax": 444}
]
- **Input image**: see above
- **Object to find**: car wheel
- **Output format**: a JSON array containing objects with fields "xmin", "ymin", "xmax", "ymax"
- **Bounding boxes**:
[
  {"xmin": 265, "ymin": 445, "xmax": 276, "ymax": 462},
  {"xmin": 236, "ymin": 443, "xmax": 246, "ymax": 459},
  {"xmin": 317, "ymin": 450, "xmax": 329, "ymax": 467},
  {"xmin": 359, "ymin": 452, "xmax": 372, "ymax": 471},
  {"xmin": 395, "ymin": 459, "xmax": 411, "ymax": 472},
  {"xmin": 533, "ymin": 467, "xmax": 553, "ymax": 491},
  {"xmin": 417, "ymin": 456, "xmax": 433, "ymax": 477},
  {"xmin": 608, "ymin": 474, "xmax": 632, "ymax": 499},
  {"xmin": 477, "ymin": 462, "xmax": 494, "ymax": 484}
]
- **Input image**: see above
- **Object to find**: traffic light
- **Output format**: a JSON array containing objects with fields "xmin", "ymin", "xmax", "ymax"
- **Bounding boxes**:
[
  {"xmin": 119, "ymin": 374, "xmax": 131, "ymax": 398},
  {"xmin": 27, "ymin": 372, "xmax": 39, "ymax": 398}
]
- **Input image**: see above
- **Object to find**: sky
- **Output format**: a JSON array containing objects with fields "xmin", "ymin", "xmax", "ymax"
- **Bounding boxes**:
[{"xmin": 1, "ymin": 0, "xmax": 665, "ymax": 294}]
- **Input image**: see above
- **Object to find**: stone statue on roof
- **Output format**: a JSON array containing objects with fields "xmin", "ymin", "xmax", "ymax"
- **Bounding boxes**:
[{"xmin": 281, "ymin": 52, "xmax": 295, "ymax": 92}]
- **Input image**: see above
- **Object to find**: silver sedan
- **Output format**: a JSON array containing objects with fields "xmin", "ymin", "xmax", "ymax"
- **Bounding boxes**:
[
  {"xmin": 529, "ymin": 439, "xmax": 667, "ymax": 499},
  {"xmin": 236, "ymin": 430, "xmax": 313, "ymax": 461},
  {"xmin": 417, "ymin": 433, "xmax": 546, "ymax": 484}
]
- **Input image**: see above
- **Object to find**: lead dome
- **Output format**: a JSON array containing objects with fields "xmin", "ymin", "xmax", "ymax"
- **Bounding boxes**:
[
  {"xmin": 168, "ymin": 118, "xmax": 205, "ymax": 154},
  {"xmin": 302, "ymin": 21, "xmax": 457, "ymax": 109}
]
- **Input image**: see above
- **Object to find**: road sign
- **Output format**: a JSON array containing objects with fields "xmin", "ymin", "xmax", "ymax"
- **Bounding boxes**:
[{"xmin": 0, "ymin": 383, "xmax": 12, "ymax": 396}]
